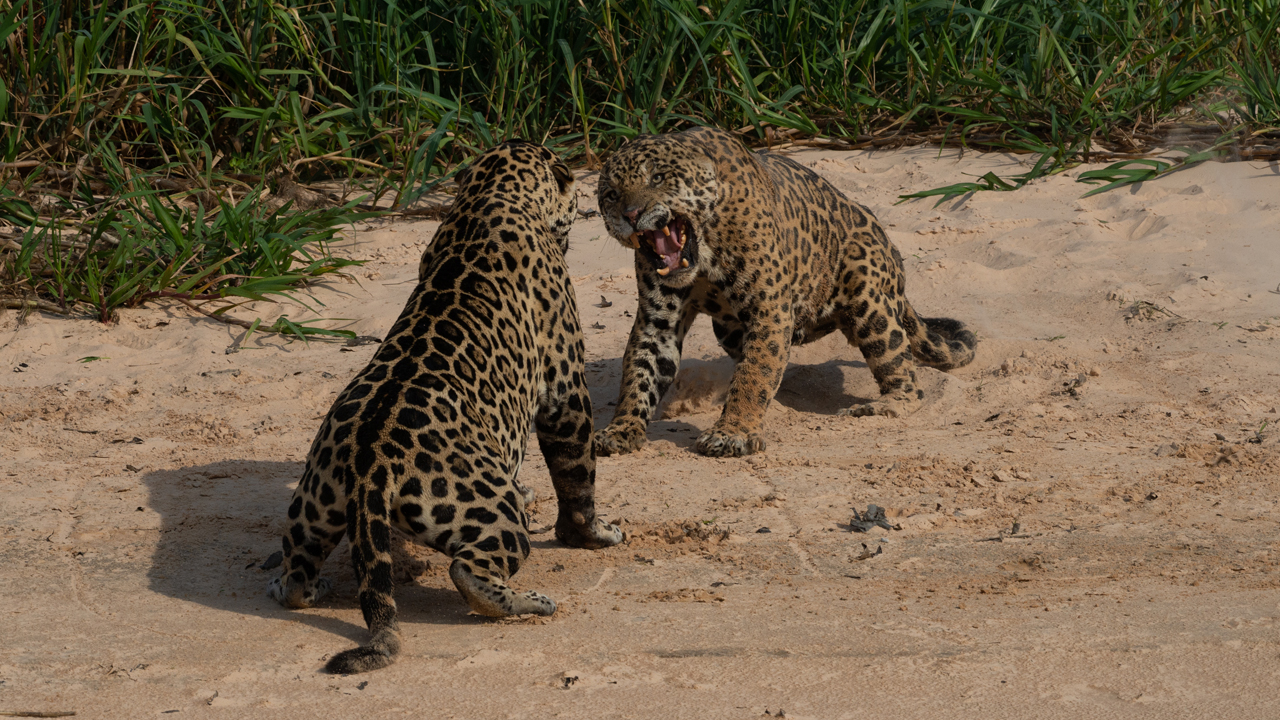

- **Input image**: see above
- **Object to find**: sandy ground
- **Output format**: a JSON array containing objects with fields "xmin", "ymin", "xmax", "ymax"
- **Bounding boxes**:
[{"xmin": 2, "ymin": 147, "xmax": 1279, "ymax": 719}]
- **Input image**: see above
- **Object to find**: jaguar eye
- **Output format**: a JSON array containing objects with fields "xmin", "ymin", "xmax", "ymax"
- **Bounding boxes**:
[{"xmin": 650, "ymin": 173, "xmax": 665, "ymax": 185}]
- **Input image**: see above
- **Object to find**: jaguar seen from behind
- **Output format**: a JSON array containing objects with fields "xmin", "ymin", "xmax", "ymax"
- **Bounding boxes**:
[{"xmin": 268, "ymin": 141, "xmax": 624, "ymax": 674}]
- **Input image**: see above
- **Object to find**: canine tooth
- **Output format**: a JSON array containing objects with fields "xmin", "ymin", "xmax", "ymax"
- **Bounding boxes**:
[
  {"xmin": 680, "ymin": 259, "xmax": 689, "ymax": 268},
  {"xmin": 627, "ymin": 233, "xmax": 640, "ymax": 248},
  {"xmin": 657, "ymin": 267, "xmax": 672, "ymax": 276},
  {"xmin": 662, "ymin": 225, "xmax": 671, "ymax": 237}
]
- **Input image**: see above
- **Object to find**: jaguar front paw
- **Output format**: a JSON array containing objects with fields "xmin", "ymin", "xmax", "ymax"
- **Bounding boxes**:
[
  {"xmin": 838, "ymin": 395, "xmax": 914, "ymax": 418},
  {"xmin": 593, "ymin": 422, "xmax": 647, "ymax": 456},
  {"xmin": 695, "ymin": 427, "xmax": 765, "ymax": 457},
  {"xmin": 556, "ymin": 515, "xmax": 626, "ymax": 550}
]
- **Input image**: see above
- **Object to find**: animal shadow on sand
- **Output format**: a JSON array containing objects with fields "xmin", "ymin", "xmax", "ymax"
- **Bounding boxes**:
[
  {"xmin": 141, "ymin": 460, "xmax": 478, "ymax": 645},
  {"xmin": 587, "ymin": 353, "xmax": 872, "ymax": 449}
]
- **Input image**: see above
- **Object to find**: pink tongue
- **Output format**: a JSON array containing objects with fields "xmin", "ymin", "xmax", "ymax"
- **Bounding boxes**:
[{"xmin": 653, "ymin": 226, "xmax": 683, "ymax": 269}]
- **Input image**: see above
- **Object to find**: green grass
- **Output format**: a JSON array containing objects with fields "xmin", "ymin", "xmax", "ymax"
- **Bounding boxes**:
[{"xmin": 2, "ymin": 0, "xmax": 1279, "ymax": 328}]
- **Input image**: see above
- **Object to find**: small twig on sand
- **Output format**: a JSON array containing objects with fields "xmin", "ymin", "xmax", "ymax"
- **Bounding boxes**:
[
  {"xmin": 977, "ymin": 533, "xmax": 1036, "ymax": 542},
  {"xmin": 175, "ymin": 297, "xmax": 255, "ymax": 331},
  {"xmin": 1, "ymin": 299, "xmax": 68, "ymax": 315},
  {"xmin": 0, "ymin": 712, "xmax": 77, "ymax": 718}
]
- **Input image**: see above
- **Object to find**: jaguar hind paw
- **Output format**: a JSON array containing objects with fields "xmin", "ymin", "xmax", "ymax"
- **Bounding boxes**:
[
  {"xmin": 268, "ymin": 575, "xmax": 333, "ymax": 609},
  {"xmin": 450, "ymin": 561, "xmax": 557, "ymax": 618}
]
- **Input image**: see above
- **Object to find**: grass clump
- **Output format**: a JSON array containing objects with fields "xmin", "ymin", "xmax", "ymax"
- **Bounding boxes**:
[
  {"xmin": 2, "ymin": 0, "xmax": 1279, "ymax": 326},
  {"xmin": 1, "ymin": 172, "xmax": 371, "ymax": 333}
]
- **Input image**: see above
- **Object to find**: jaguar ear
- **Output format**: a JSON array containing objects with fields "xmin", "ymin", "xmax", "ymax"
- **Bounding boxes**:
[{"xmin": 550, "ymin": 162, "xmax": 575, "ymax": 193}]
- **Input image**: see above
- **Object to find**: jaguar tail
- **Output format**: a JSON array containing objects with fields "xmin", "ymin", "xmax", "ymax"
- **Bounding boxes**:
[
  {"xmin": 324, "ymin": 489, "xmax": 402, "ymax": 674},
  {"xmin": 903, "ymin": 304, "xmax": 977, "ymax": 371}
]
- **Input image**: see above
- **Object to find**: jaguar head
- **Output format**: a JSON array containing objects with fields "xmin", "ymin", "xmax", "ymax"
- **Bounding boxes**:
[{"xmin": 598, "ymin": 138, "xmax": 718, "ymax": 286}]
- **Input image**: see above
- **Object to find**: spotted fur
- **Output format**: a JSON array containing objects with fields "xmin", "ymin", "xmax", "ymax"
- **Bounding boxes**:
[
  {"xmin": 594, "ymin": 127, "xmax": 977, "ymax": 458},
  {"xmin": 268, "ymin": 141, "xmax": 624, "ymax": 674}
]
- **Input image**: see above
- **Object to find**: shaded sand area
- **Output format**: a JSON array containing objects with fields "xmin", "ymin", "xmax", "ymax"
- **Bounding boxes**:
[{"xmin": 2, "ymin": 148, "xmax": 1278, "ymax": 718}]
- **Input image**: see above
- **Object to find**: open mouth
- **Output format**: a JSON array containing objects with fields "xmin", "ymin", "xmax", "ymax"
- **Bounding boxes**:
[{"xmin": 626, "ymin": 216, "xmax": 696, "ymax": 276}]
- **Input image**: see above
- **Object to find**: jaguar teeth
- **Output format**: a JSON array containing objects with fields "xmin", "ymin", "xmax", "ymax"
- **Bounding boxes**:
[
  {"xmin": 662, "ymin": 225, "xmax": 671, "ymax": 237},
  {"xmin": 657, "ymin": 267, "xmax": 672, "ymax": 276},
  {"xmin": 679, "ymin": 258, "xmax": 689, "ymax": 268},
  {"xmin": 627, "ymin": 232, "xmax": 641, "ymax": 248}
]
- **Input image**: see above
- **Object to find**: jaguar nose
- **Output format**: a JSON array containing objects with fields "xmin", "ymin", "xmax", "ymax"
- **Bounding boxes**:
[{"xmin": 622, "ymin": 206, "xmax": 643, "ymax": 223}]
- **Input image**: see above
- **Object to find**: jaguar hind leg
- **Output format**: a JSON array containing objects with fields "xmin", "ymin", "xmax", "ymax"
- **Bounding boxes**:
[
  {"xmin": 538, "ymin": 388, "xmax": 625, "ymax": 549},
  {"xmin": 837, "ymin": 311, "xmax": 924, "ymax": 419}
]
